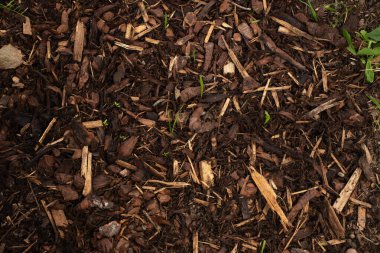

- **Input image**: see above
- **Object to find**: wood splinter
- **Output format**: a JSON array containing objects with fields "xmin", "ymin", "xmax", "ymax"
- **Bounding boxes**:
[{"xmin": 81, "ymin": 146, "xmax": 92, "ymax": 196}]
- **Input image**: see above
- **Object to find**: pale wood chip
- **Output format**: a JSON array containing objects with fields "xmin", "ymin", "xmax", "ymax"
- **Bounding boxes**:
[
  {"xmin": 137, "ymin": 1, "xmax": 149, "ymax": 23},
  {"xmin": 357, "ymin": 206, "xmax": 366, "ymax": 231},
  {"xmin": 23, "ymin": 17, "xmax": 32, "ymax": 35},
  {"xmin": 81, "ymin": 146, "xmax": 92, "ymax": 196},
  {"xmin": 194, "ymin": 198, "xmax": 209, "ymax": 206},
  {"xmin": 115, "ymin": 159, "xmax": 137, "ymax": 170},
  {"xmin": 145, "ymin": 37, "xmax": 160, "ymax": 44},
  {"xmin": 73, "ymin": 20, "xmax": 85, "ymax": 62},
  {"xmin": 82, "ymin": 120, "xmax": 103, "ymax": 129},
  {"xmin": 218, "ymin": 98, "xmax": 231, "ymax": 118},
  {"xmin": 333, "ymin": 167, "xmax": 362, "ymax": 213},
  {"xmin": 51, "ymin": 209, "xmax": 68, "ymax": 230},
  {"xmin": 193, "ymin": 230, "xmax": 199, "ymax": 253},
  {"xmin": 115, "ymin": 41, "xmax": 144, "ymax": 51},
  {"xmin": 322, "ymin": 69, "xmax": 328, "ymax": 92},
  {"xmin": 133, "ymin": 23, "xmax": 160, "ymax": 40},
  {"xmin": 199, "ymin": 160, "xmax": 214, "ymax": 189},
  {"xmin": 249, "ymin": 166, "xmax": 292, "ymax": 230},
  {"xmin": 204, "ymin": 23, "xmax": 215, "ymax": 43}
]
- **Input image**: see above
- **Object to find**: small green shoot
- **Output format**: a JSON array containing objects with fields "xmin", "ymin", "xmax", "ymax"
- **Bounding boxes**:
[
  {"xmin": 113, "ymin": 101, "xmax": 121, "ymax": 108},
  {"xmin": 365, "ymin": 57, "xmax": 375, "ymax": 83},
  {"xmin": 199, "ymin": 75, "xmax": 205, "ymax": 97},
  {"xmin": 264, "ymin": 111, "xmax": 271, "ymax": 125},
  {"xmin": 0, "ymin": 0, "xmax": 27, "ymax": 16},
  {"xmin": 342, "ymin": 28, "xmax": 357, "ymax": 55},
  {"xmin": 119, "ymin": 134, "xmax": 128, "ymax": 141},
  {"xmin": 164, "ymin": 13, "xmax": 169, "ymax": 29},
  {"xmin": 366, "ymin": 94, "xmax": 380, "ymax": 110},
  {"xmin": 102, "ymin": 119, "xmax": 109, "ymax": 127},
  {"xmin": 191, "ymin": 49, "xmax": 197, "ymax": 62},
  {"xmin": 298, "ymin": 0, "xmax": 318, "ymax": 22},
  {"xmin": 323, "ymin": 2, "xmax": 349, "ymax": 28},
  {"xmin": 168, "ymin": 105, "xmax": 184, "ymax": 133},
  {"xmin": 260, "ymin": 240, "xmax": 266, "ymax": 253},
  {"xmin": 343, "ymin": 26, "xmax": 380, "ymax": 83}
]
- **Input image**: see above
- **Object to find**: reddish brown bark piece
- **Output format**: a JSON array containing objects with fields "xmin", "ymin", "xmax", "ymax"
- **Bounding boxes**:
[
  {"xmin": 203, "ymin": 42, "xmax": 214, "ymax": 71},
  {"xmin": 58, "ymin": 185, "xmax": 79, "ymax": 201},
  {"xmin": 287, "ymin": 188, "xmax": 321, "ymax": 223},
  {"xmin": 118, "ymin": 136, "xmax": 138, "ymax": 159}
]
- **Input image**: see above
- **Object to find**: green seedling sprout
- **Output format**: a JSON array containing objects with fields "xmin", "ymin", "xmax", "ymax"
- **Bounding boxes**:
[
  {"xmin": 113, "ymin": 101, "xmax": 121, "ymax": 108},
  {"xmin": 366, "ymin": 94, "xmax": 380, "ymax": 110},
  {"xmin": 264, "ymin": 110, "xmax": 271, "ymax": 125},
  {"xmin": 102, "ymin": 119, "xmax": 109, "ymax": 127},
  {"xmin": 343, "ymin": 26, "xmax": 380, "ymax": 83},
  {"xmin": 164, "ymin": 13, "xmax": 169, "ymax": 29},
  {"xmin": 168, "ymin": 105, "xmax": 184, "ymax": 133},
  {"xmin": 298, "ymin": 0, "xmax": 318, "ymax": 22}
]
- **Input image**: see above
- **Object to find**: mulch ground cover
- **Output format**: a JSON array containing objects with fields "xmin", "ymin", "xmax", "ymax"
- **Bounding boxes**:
[{"xmin": 0, "ymin": 0, "xmax": 380, "ymax": 252}]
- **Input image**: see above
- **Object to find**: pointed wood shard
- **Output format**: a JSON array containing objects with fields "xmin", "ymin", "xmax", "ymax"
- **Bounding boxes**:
[{"xmin": 249, "ymin": 166, "xmax": 292, "ymax": 230}]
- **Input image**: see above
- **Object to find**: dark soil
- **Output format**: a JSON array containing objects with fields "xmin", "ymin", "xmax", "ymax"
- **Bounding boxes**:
[{"xmin": 0, "ymin": 0, "xmax": 379, "ymax": 252}]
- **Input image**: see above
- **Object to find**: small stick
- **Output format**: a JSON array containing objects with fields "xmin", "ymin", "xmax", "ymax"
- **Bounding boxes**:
[
  {"xmin": 221, "ymin": 36, "xmax": 251, "ymax": 79},
  {"xmin": 193, "ymin": 230, "xmax": 199, "ymax": 253},
  {"xmin": 35, "ymin": 117, "xmax": 57, "ymax": 151},
  {"xmin": 330, "ymin": 153, "xmax": 347, "ymax": 174},
  {"xmin": 41, "ymin": 200, "xmax": 58, "ymax": 241},
  {"xmin": 82, "ymin": 148, "xmax": 92, "ymax": 196},
  {"xmin": 260, "ymin": 78, "xmax": 271, "ymax": 107}
]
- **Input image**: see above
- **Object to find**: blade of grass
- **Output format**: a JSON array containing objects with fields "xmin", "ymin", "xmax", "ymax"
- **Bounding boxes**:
[
  {"xmin": 164, "ymin": 13, "xmax": 169, "ymax": 29},
  {"xmin": 366, "ymin": 94, "xmax": 380, "ymax": 110},
  {"xmin": 343, "ymin": 28, "xmax": 357, "ymax": 55},
  {"xmin": 260, "ymin": 240, "xmax": 266, "ymax": 253},
  {"xmin": 365, "ymin": 58, "xmax": 374, "ymax": 83},
  {"xmin": 199, "ymin": 75, "xmax": 204, "ymax": 97}
]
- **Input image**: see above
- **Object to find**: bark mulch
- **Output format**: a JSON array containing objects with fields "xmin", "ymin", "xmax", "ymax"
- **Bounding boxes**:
[{"xmin": 0, "ymin": 0, "xmax": 380, "ymax": 252}]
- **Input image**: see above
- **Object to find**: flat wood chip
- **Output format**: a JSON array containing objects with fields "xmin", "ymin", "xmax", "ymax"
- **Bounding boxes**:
[
  {"xmin": 249, "ymin": 166, "xmax": 292, "ymax": 230},
  {"xmin": 325, "ymin": 199, "xmax": 345, "ymax": 238},
  {"xmin": 357, "ymin": 206, "xmax": 366, "ymax": 231},
  {"xmin": 333, "ymin": 167, "xmax": 362, "ymax": 213},
  {"xmin": 73, "ymin": 20, "xmax": 85, "ymax": 62},
  {"xmin": 23, "ymin": 17, "xmax": 32, "ymax": 35},
  {"xmin": 199, "ymin": 160, "xmax": 214, "ymax": 189}
]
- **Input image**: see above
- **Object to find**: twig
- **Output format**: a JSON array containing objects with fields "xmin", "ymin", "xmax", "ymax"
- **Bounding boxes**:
[{"xmin": 35, "ymin": 117, "xmax": 57, "ymax": 151}]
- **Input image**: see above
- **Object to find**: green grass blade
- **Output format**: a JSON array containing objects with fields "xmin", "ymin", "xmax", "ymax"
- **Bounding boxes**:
[
  {"xmin": 199, "ymin": 75, "xmax": 204, "ymax": 97},
  {"xmin": 264, "ymin": 111, "xmax": 271, "ymax": 125},
  {"xmin": 366, "ymin": 94, "xmax": 380, "ymax": 110},
  {"xmin": 365, "ymin": 58, "xmax": 374, "ymax": 83},
  {"xmin": 343, "ymin": 28, "xmax": 357, "ymax": 55},
  {"xmin": 260, "ymin": 240, "xmax": 266, "ymax": 253}
]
